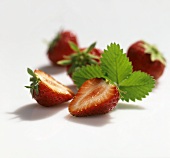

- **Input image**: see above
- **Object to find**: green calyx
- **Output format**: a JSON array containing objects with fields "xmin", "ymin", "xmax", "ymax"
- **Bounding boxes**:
[
  {"xmin": 48, "ymin": 31, "xmax": 61, "ymax": 50},
  {"xmin": 142, "ymin": 41, "xmax": 166, "ymax": 65},
  {"xmin": 25, "ymin": 68, "xmax": 41, "ymax": 95},
  {"xmin": 57, "ymin": 41, "xmax": 100, "ymax": 75}
]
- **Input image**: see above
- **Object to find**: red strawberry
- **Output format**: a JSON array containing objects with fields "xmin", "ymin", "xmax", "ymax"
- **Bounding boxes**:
[
  {"xmin": 47, "ymin": 30, "xmax": 79, "ymax": 65},
  {"xmin": 127, "ymin": 40, "xmax": 166, "ymax": 79},
  {"xmin": 69, "ymin": 78, "xmax": 120, "ymax": 117},
  {"xmin": 58, "ymin": 42, "xmax": 103, "ymax": 78},
  {"xmin": 25, "ymin": 68, "xmax": 74, "ymax": 107}
]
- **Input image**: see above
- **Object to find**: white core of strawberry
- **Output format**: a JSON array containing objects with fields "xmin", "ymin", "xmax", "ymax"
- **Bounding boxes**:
[{"xmin": 35, "ymin": 70, "xmax": 72, "ymax": 95}]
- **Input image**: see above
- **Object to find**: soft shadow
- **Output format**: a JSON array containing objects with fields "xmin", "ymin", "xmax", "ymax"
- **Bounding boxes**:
[
  {"xmin": 38, "ymin": 65, "xmax": 66, "ymax": 75},
  {"xmin": 65, "ymin": 114, "xmax": 113, "ymax": 127},
  {"xmin": 7, "ymin": 102, "xmax": 68, "ymax": 121},
  {"xmin": 67, "ymin": 84, "xmax": 78, "ymax": 94},
  {"xmin": 116, "ymin": 102, "xmax": 145, "ymax": 110}
]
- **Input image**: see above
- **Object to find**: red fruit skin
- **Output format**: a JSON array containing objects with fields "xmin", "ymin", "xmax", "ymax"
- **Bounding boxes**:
[
  {"xmin": 66, "ymin": 48, "xmax": 103, "ymax": 78},
  {"xmin": 127, "ymin": 41, "xmax": 165, "ymax": 79},
  {"xmin": 33, "ymin": 70, "xmax": 74, "ymax": 107},
  {"xmin": 47, "ymin": 30, "xmax": 79, "ymax": 65},
  {"xmin": 69, "ymin": 78, "xmax": 120, "ymax": 117}
]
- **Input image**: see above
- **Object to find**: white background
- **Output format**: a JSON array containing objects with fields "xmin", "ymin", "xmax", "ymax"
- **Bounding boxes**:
[{"xmin": 0, "ymin": 0, "xmax": 170, "ymax": 158}]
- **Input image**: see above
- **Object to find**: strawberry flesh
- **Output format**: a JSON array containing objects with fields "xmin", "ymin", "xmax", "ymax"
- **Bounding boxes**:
[{"xmin": 69, "ymin": 78, "xmax": 119, "ymax": 117}]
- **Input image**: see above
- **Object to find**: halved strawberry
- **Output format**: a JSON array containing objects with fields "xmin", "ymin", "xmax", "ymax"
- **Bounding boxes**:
[
  {"xmin": 69, "ymin": 78, "xmax": 120, "ymax": 117},
  {"xmin": 25, "ymin": 68, "xmax": 74, "ymax": 107}
]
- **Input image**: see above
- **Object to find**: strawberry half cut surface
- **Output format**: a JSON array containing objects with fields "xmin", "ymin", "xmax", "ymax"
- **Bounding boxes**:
[
  {"xmin": 25, "ymin": 68, "xmax": 74, "ymax": 107},
  {"xmin": 69, "ymin": 78, "xmax": 120, "ymax": 117}
]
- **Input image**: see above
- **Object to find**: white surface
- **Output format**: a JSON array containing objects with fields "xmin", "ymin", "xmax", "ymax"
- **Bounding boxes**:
[{"xmin": 0, "ymin": 0, "xmax": 170, "ymax": 158}]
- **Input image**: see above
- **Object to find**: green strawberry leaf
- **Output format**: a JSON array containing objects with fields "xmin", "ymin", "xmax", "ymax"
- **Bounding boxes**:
[
  {"xmin": 69, "ymin": 41, "xmax": 80, "ymax": 52},
  {"xmin": 72, "ymin": 42, "xmax": 155, "ymax": 102},
  {"xmin": 27, "ymin": 68, "xmax": 36, "ymax": 78},
  {"xmin": 72, "ymin": 65, "xmax": 104, "ymax": 88},
  {"xmin": 25, "ymin": 68, "xmax": 40, "ymax": 95},
  {"xmin": 100, "ymin": 43, "xmax": 132, "ymax": 85},
  {"xmin": 119, "ymin": 71, "xmax": 155, "ymax": 102},
  {"xmin": 57, "ymin": 59, "xmax": 72, "ymax": 66},
  {"xmin": 84, "ymin": 42, "xmax": 96, "ymax": 54}
]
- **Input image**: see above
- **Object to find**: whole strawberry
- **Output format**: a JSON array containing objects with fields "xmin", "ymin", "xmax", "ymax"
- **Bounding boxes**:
[
  {"xmin": 58, "ymin": 42, "xmax": 103, "ymax": 78},
  {"xmin": 47, "ymin": 30, "xmax": 79, "ymax": 65},
  {"xmin": 127, "ymin": 40, "xmax": 166, "ymax": 79},
  {"xmin": 25, "ymin": 68, "xmax": 74, "ymax": 107}
]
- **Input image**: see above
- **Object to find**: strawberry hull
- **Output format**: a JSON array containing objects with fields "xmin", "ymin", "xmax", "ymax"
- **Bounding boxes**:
[
  {"xmin": 66, "ymin": 48, "xmax": 103, "ymax": 78},
  {"xmin": 79, "ymin": 47, "xmax": 103, "ymax": 63}
]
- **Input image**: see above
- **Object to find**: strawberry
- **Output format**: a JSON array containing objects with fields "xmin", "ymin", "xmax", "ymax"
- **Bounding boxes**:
[
  {"xmin": 127, "ymin": 40, "xmax": 166, "ymax": 79},
  {"xmin": 69, "ymin": 78, "xmax": 120, "ymax": 117},
  {"xmin": 25, "ymin": 68, "xmax": 74, "ymax": 107},
  {"xmin": 47, "ymin": 30, "xmax": 79, "ymax": 65},
  {"xmin": 58, "ymin": 42, "xmax": 103, "ymax": 78}
]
